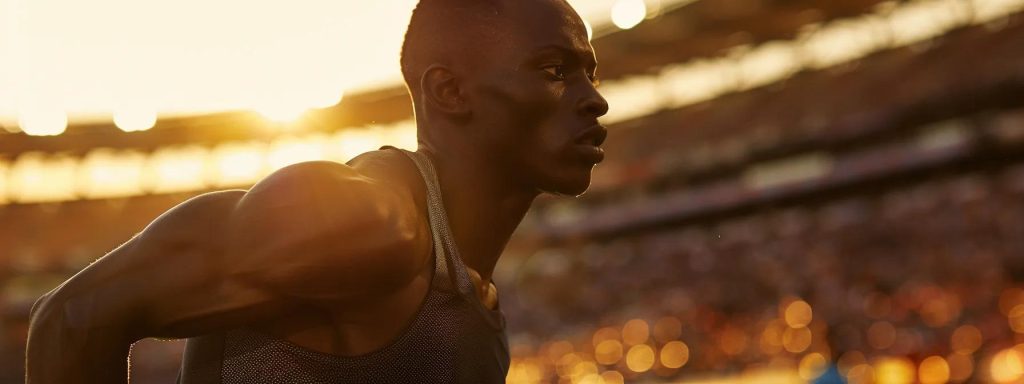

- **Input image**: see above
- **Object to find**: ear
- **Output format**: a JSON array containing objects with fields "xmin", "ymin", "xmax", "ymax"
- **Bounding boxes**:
[{"xmin": 420, "ymin": 64, "xmax": 471, "ymax": 118}]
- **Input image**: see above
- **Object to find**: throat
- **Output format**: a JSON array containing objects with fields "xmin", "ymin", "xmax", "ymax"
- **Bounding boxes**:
[{"xmin": 424, "ymin": 149, "xmax": 539, "ymax": 282}]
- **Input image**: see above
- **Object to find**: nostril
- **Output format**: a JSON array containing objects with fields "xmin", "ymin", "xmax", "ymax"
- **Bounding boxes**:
[{"xmin": 581, "ymin": 97, "xmax": 609, "ymax": 118}]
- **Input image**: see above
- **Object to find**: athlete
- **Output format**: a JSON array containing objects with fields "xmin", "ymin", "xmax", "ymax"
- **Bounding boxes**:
[{"xmin": 26, "ymin": 0, "xmax": 608, "ymax": 382}]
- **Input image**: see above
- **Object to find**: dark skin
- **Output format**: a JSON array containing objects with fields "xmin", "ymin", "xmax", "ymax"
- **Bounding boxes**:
[{"xmin": 25, "ymin": 0, "xmax": 607, "ymax": 382}]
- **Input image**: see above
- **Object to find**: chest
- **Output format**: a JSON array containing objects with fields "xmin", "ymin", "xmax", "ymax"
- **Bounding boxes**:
[
  {"xmin": 250, "ymin": 269, "xmax": 433, "ymax": 357},
  {"xmin": 213, "ymin": 285, "xmax": 511, "ymax": 384}
]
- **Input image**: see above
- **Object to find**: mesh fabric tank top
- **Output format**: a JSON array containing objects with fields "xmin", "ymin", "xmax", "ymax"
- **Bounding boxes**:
[{"xmin": 175, "ymin": 147, "xmax": 510, "ymax": 383}]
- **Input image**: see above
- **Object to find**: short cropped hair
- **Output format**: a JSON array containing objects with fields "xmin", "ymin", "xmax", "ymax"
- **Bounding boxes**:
[{"xmin": 400, "ymin": 0, "xmax": 504, "ymax": 97}]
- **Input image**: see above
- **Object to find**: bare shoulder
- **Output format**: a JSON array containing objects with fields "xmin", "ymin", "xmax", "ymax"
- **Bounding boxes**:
[
  {"xmin": 226, "ymin": 154, "xmax": 432, "ymax": 303},
  {"xmin": 232, "ymin": 157, "xmax": 421, "ymax": 238}
]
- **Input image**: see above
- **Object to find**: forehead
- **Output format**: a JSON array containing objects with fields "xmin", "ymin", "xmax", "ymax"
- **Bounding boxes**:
[{"xmin": 499, "ymin": 0, "xmax": 594, "ymax": 60}]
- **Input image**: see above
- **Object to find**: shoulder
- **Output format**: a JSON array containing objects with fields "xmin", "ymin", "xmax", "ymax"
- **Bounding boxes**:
[
  {"xmin": 235, "ymin": 159, "xmax": 403, "ymax": 223},
  {"xmin": 242, "ymin": 160, "xmax": 376, "ymax": 204},
  {"xmin": 225, "ymin": 153, "xmax": 432, "ymax": 302}
]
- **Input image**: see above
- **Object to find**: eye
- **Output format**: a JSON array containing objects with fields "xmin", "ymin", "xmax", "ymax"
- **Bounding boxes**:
[
  {"xmin": 542, "ymin": 65, "xmax": 566, "ymax": 80},
  {"xmin": 588, "ymin": 72, "xmax": 601, "ymax": 86}
]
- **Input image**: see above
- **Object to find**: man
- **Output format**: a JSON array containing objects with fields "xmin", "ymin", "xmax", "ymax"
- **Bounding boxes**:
[{"xmin": 26, "ymin": 0, "xmax": 608, "ymax": 382}]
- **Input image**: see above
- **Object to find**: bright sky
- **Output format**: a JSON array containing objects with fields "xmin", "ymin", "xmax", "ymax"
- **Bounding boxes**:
[{"xmin": 0, "ymin": 0, "xmax": 675, "ymax": 132}]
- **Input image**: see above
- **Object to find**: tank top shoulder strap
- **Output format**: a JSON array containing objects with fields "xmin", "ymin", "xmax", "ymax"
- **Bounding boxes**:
[
  {"xmin": 380, "ymin": 146, "xmax": 504, "ymax": 330},
  {"xmin": 377, "ymin": 145, "xmax": 454, "ymax": 291}
]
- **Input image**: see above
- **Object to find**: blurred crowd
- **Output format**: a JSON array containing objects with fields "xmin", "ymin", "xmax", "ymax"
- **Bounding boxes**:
[
  {"xmin": 500, "ymin": 161, "xmax": 1024, "ymax": 383},
  {"xmin": 489, "ymin": 16, "xmax": 1024, "ymax": 383}
]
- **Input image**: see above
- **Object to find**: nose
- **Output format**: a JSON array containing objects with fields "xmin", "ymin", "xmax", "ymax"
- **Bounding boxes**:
[{"xmin": 577, "ymin": 84, "xmax": 609, "ymax": 118}]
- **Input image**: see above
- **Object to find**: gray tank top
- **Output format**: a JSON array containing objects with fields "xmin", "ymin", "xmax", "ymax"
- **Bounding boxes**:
[{"xmin": 175, "ymin": 147, "xmax": 510, "ymax": 383}]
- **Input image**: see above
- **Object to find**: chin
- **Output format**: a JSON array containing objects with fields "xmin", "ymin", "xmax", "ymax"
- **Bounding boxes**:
[{"xmin": 539, "ymin": 170, "xmax": 594, "ymax": 197}]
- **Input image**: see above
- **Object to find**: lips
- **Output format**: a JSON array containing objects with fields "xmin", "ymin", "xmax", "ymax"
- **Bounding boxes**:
[
  {"xmin": 575, "ymin": 124, "xmax": 608, "ymax": 147},
  {"xmin": 572, "ymin": 124, "xmax": 608, "ymax": 164}
]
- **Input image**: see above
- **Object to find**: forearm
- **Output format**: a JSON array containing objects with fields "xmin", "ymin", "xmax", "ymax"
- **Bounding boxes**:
[{"xmin": 26, "ymin": 294, "xmax": 136, "ymax": 384}]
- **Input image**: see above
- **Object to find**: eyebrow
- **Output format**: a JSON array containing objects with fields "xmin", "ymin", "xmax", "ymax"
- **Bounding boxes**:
[{"xmin": 530, "ymin": 44, "xmax": 598, "ymax": 70}]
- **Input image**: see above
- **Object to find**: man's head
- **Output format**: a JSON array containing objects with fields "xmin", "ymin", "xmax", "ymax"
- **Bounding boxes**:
[{"xmin": 401, "ymin": 0, "xmax": 609, "ymax": 197}]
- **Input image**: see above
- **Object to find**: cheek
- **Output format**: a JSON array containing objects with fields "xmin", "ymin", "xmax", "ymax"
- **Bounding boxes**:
[
  {"xmin": 478, "ymin": 76, "xmax": 563, "ymax": 131},
  {"xmin": 505, "ymin": 85, "xmax": 568, "ymax": 154},
  {"xmin": 475, "ymin": 76, "xmax": 572, "ymax": 173}
]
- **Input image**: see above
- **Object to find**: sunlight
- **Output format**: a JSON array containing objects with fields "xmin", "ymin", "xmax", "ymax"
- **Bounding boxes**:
[{"xmin": 0, "ymin": 0, "xmax": 697, "ymax": 132}]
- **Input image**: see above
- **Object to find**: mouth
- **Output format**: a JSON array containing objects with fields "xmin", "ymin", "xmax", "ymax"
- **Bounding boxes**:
[
  {"xmin": 575, "ymin": 124, "xmax": 608, "ymax": 147},
  {"xmin": 572, "ymin": 124, "xmax": 608, "ymax": 164}
]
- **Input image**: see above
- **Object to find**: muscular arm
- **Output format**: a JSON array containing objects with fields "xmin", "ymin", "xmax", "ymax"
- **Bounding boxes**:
[{"xmin": 25, "ymin": 160, "xmax": 429, "ymax": 384}]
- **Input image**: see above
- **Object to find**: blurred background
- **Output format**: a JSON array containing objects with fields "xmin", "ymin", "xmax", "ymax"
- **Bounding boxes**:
[{"xmin": 2, "ymin": 0, "xmax": 1024, "ymax": 383}]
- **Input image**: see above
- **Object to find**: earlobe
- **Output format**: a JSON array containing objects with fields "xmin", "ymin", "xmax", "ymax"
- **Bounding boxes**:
[{"xmin": 420, "ymin": 65, "xmax": 471, "ymax": 119}]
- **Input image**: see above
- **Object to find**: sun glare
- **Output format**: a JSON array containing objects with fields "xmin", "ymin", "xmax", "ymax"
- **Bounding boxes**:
[
  {"xmin": 0, "ymin": 0, "xmax": 689, "ymax": 130},
  {"xmin": 18, "ymin": 107, "xmax": 67, "ymax": 136}
]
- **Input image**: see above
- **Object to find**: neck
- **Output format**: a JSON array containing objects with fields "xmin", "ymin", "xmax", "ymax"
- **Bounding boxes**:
[{"xmin": 418, "ymin": 144, "xmax": 538, "ymax": 283}]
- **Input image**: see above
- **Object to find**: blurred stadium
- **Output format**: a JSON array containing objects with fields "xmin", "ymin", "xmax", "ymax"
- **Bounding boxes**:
[{"xmin": 3, "ymin": 0, "xmax": 1024, "ymax": 383}]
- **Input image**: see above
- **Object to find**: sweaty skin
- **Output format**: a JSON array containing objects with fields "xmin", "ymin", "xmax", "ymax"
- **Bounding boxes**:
[{"xmin": 26, "ymin": 0, "xmax": 606, "ymax": 383}]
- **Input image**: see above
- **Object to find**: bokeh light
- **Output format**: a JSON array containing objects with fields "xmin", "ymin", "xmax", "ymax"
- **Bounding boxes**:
[
  {"xmin": 718, "ymin": 326, "xmax": 749, "ymax": 356},
  {"xmin": 78, "ymin": 149, "xmax": 146, "ymax": 199},
  {"xmin": 782, "ymin": 326, "xmax": 812, "ymax": 353},
  {"xmin": 990, "ymin": 347, "xmax": 1024, "ymax": 383},
  {"xmin": 593, "ymin": 326, "xmax": 621, "ymax": 346},
  {"xmin": 545, "ymin": 341, "xmax": 574, "ymax": 363},
  {"xmin": 918, "ymin": 355, "xmax": 951, "ymax": 384},
  {"xmin": 571, "ymin": 360, "xmax": 599, "ymax": 382},
  {"xmin": 610, "ymin": 0, "xmax": 646, "ymax": 30},
  {"xmin": 874, "ymin": 357, "xmax": 915, "ymax": 384},
  {"xmin": 594, "ymin": 340, "xmax": 624, "ymax": 365},
  {"xmin": 797, "ymin": 352, "xmax": 827, "ymax": 380},
  {"xmin": 783, "ymin": 299, "xmax": 813, "ymax": 328},
  {"xmin": 600, "ymin": 370, "xmax": 624, "ymax": 384},
  {"xmin": 17, "ymin": 107, "xmax": 67, "ymax": 136},
  {"xmin": 144, "ymin": 146, "xmax": 210, "ymax": 193},
  {"xmin": 113, "ymin": 107, "xmax": 157, "ymax": 132},
  {"xmin": 659, "ymin": 341, "xmax": 689, "ymax": 369},
  {"xmin": 8, "ymin": 152, "xmax": 77, "ymax": 202},
  {"xmin": 950, "ymin": 325, "xmax": 983, "ymax": 354},
  {"xmin": 621, "ymin": 319, "xmax": 650, "ymax": 346},
  {"xmin": 1008, "ymin": 305, "xmax": 1024, "ymax": 333},
  {"xmin": 625, "ymin": 344, "xmax": 655, "ymax": 373},
  {"xmin": 266, "ymin": 135, "xmax": 327, "ymax": 171},
  {"xmin": 209, "ymin": 142, "xmax": 267, "ymax": 188}
]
